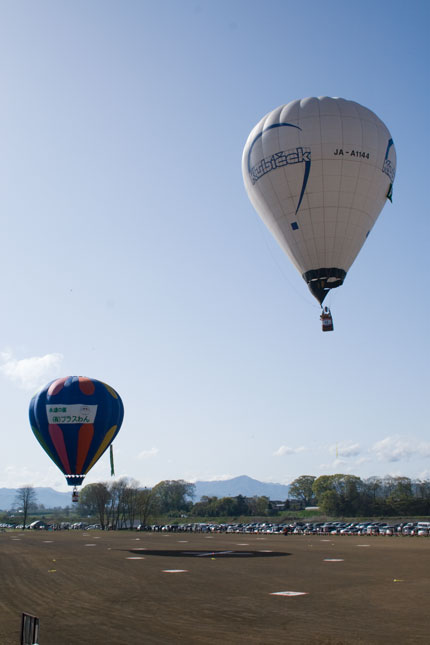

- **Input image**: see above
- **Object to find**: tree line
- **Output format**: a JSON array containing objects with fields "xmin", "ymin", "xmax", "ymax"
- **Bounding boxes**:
[
  {"xmin": 9, "ymin": 480, "xmax": 281, "ymax": 529},
  {"xmin": 78, "ymin": 479, "xmax": 283, "ymax": 528},
  {"xmin": 80, "ymin": 474, "xmax": 430, "ymax": 527},
  {"xmin": 11, "ymin": 473, "xmax": 430, "ymax": 530},
  {"xmin": 289, "ymin": 474, "xmax": 430, "ymax": 516}
]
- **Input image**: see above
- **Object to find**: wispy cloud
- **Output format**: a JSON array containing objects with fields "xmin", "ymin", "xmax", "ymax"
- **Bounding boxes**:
[
  {"xmin": 0, "ymin": 350, "xmax": 63, "ymax": 390},
  {"xmin": 137, "ymin": 447, "xmax": 159, "ymax": 460},
  {"xmin": 332, "ymin": 458, "xmax": 348, "ymax": 467},
  {"xmin": 273, "ymin": 445, "xmax": 305, "ymax": 457},
  {"xmin": 0, "ymin": 464, "xmax": 67, "ymax": 490},
  {"xmin": 419, "ymin": 444, "xmax": 430, "ymax": 458},
  {"xmin": 206, "ymin": 474, "xmax": 235, "ymax": 481},
  {"xmin": 318, "ymin": 459, "xmax": 355, "ymax": 473},
  {"xmin": 355, "ymin": 456, "xmax": 370, "ymax": 466},
  {"xmin": 329, "ymin": 441, "xmax": 361, "ymax": 458},
  {"xmin": 184, "ymin": 474, "xmax": 235, "ymax": 483},
  {"xmin": 372, "ymin": 436, "xmax": 430, "ymax": 462}
]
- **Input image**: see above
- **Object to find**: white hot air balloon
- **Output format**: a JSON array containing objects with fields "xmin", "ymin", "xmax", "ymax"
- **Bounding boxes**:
[{"xmin": 242, "ymin": 97, "xmax": 396, "ymax": 330}]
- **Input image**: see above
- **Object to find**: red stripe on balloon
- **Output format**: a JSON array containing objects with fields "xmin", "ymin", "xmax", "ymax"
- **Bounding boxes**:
[
  {"xmin": 48, "ymin": 424, "xmax": 72, "ymax": 474},
  {"xmin": 75, "ymin": 424, "xmax": 94, "ymax": 474},
  {"xmin": 48, "ymin": 377, "xmax": 69, "ymax": 396},
  {"xmin": 79, "ymin": 377, "xmax": 95, "ymax": 396}
]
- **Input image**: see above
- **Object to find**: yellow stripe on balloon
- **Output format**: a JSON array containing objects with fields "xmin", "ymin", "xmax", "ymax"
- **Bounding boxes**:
[
  {"xmin": 84, "ymin": 425, "xmax": 117, "ymax": 474},
  {"xmin": 101, "ymin": 381, "xmax": 118, "ymax": 399}
]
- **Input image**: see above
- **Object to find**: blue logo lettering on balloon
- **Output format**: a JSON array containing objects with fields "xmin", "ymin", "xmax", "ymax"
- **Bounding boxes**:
[
  {"xmin": 247, "ymin": 123, "xmax": 311, "ymax": 215},
  {"xmin": 382, "ymin": 138, "xmax": 395, "ymax": 183}
]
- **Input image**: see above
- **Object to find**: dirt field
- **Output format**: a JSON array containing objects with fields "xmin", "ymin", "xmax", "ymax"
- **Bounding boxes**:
[{"xmin": 0, "ymin": 530, "xmax": 429, "ymax": 644}]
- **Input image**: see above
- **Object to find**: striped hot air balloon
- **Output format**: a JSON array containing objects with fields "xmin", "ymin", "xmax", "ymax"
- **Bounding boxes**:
[{"xmin": 29, "ymin": 376, "xmax": 124, "ymax": 499}]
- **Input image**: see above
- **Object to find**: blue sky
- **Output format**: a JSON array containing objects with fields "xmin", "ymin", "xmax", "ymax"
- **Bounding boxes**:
[{"xmin": 0, "ymin": 0, "xmax": 428, "ymax": 492}]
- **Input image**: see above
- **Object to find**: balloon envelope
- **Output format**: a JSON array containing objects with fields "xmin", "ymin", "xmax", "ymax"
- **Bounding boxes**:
[
  {"xmin": 242, "ymin": 97, "xmax": 396, "ymax": 304},
  {"xmin": 29, "ymin": 376, "xmax": 124, "ymax": 486}
]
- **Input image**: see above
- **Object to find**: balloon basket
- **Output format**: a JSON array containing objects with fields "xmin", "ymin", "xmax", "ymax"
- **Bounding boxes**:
[
  {"xmin": 320, "ymin": 307, "xmax": 334, "ymax": 332},
  {"xmin": 72, "ymin": 488, "xmax": 79, "ymax": 503}
]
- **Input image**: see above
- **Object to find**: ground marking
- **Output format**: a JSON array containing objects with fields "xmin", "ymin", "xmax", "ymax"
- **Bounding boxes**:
[
  {"xmin": 84, "ymin": 544, "xmax": 97, "ymax": 547},
  {"xmin": 126, "ymin": 557, "xmax": 144, "ymax": 560},
  {"xmin": 324, "ymin": 558, "xmax": 344, "ymax": 562},
  {"xmin": 270, "ymin": 591, "xmax": 308, "ymax": 597},
  {"xmin": 163, "ymin": 569, "xmax": 188, "ymax": 573}
]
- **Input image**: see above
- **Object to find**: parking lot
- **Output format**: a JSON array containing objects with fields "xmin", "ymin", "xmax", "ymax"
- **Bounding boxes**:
[{"xmin": 137, "ymin": 519, "xmax": 430, "ymax": 536}]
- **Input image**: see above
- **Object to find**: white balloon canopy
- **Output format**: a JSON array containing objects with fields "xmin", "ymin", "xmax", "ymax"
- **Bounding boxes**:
[{"xmin": 242, "ymin": 97, "xmax": 396, "ymax": 305}]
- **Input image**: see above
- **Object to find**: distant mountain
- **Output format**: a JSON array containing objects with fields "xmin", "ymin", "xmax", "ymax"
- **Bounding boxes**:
[
  {"xmin": 192, "ymin": 475, "xmax": 290, "ymax": 501},
  {"xmin": 0, "ymin": 487, "xmax": 71, "ymax": 511},
  {"xmin": 0, "ymin": 476, "xmax": 290, "ymax": 511}
]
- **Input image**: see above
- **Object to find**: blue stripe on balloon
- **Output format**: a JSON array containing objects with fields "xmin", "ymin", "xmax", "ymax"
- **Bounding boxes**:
[{"xmin": 247, "ymin": 123, "xmax": 302, "ymax": 173}]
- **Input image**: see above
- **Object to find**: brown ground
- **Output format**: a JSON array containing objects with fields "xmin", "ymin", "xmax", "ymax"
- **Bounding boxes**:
[{"xmin": 0, "ymin": 530, "xmax": 429, "ymax": 644}]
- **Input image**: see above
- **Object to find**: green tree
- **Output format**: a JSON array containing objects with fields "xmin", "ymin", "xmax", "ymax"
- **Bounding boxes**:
[
  {"xmin": 79, "ymin": 482, "xmax": 111, "ymax": 529},
  {"xmin": 312, "ymin": 475, "xmax": 335, "ymax": 501},
  {"xmin": 414, "ymin": 479, "xmax": 430, "ymax": 512},
  {"xmin": 319, "ymin": 490, "xmax": 342, "ymax": 515},
  {"xmin": 123, "ymin": 480, "xmax": 141, "ymax": 529},
  {"xmin": 289, "ymin": 476, "xmax": 316, "ymax": 507},
  {"xmin": 234, "ymin": 495, "xmax": 250, "ymax": 516},
  {"xmin": 386, "ymin": 476, "xmax": 413, "ymax": 515},
  {"xmin": 191, "ymin": 496, "xmax": 219, "ymax": 517},
  {"xmin": 363, "ymin": 477, "xmax": 383, "ymax": 502},
  {"xmin": 107, "ymin": 478, "xmax": 129, "ymax": 528},
  {"xmin": 152, "ymin": 480, "xmax": 195, "ymax": 514},
  {"xmin": 247, "ymin": 496, "xmax": 269, "ymax": 516},
  {"xmin": 313, "ymin": 474, "xmax": 364, "ymax": 516},
  {"xmin": 137, "ymin": 488, "xmax": 157, "ymax": 526}
]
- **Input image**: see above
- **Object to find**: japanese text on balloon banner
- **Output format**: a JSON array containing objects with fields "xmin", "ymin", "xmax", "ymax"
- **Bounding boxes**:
[
  {"xmin": 46, "ymin": 404, "xmax": 98, "ymax": 424},
  {"xmin": 51, "ymin": 414, "xmax": 91, "ymax": 423}
]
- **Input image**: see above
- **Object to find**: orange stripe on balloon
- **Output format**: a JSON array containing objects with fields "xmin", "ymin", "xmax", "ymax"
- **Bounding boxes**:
[
  {"xmin": 48, "ymin": 377, "xmax": 68, "ymax": 396},
  {"xmin": 75, "ymin": 424, "xmax": 94, "ymax": 474},
  {"xmin": 79, "ymin": 377, "xmax": 95, "ymax": 395},
  {"xmin": 48, "ymin": 424, "xmax": 72, "ymax": 473},
  {"xmin": 84, "ymin": 425, "xmax": 117, "ymax": 474}
]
